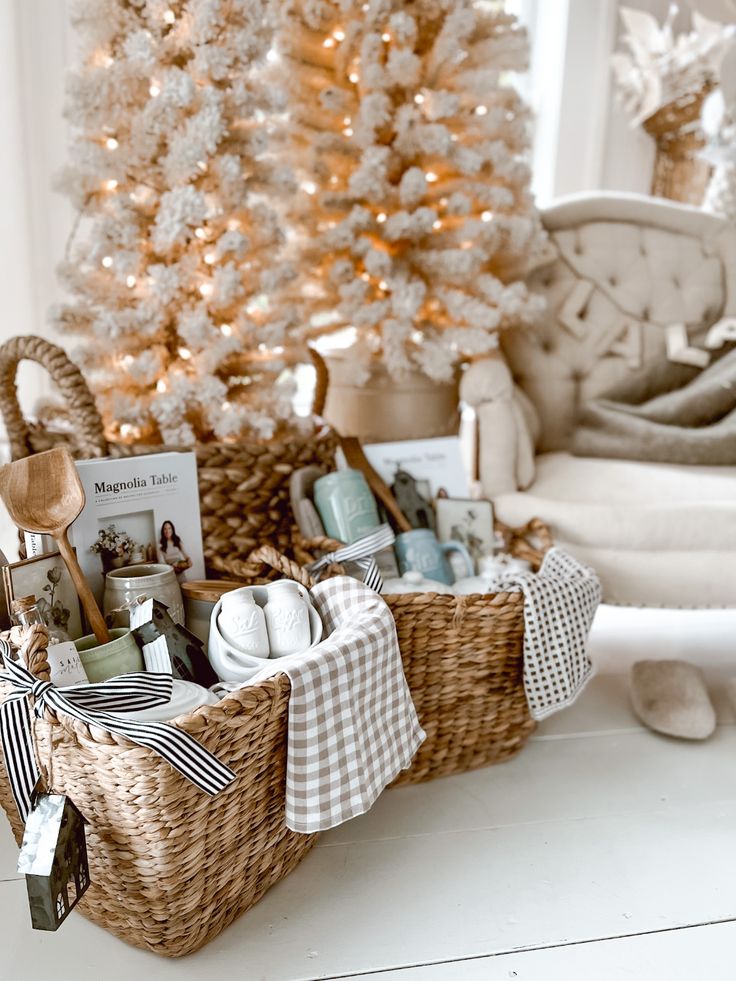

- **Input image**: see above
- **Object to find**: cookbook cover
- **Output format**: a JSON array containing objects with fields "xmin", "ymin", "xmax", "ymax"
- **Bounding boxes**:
[
  {"xmin": 68, "ymin": 451, "xmax": 205, "ymax": 604},
  {"xmin": 361, "ymin": 436, "xmax": 471, "ymax": 500}
]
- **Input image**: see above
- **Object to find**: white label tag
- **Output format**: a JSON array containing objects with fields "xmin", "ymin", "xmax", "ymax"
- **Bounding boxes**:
[
  {"xmin": 23, "ymin": 532, "xmax": 55, "ymax": 558},
  {"xmin": 46, "ymin": 642, "xmax": 89, "ymax": 687},
  {"xmin": 142, "ymin": 635, "xmax": 172, "ymax": 674},
  {"xmin": 130, "ymin": 598, "xmax": 154, "ymax": 629}
]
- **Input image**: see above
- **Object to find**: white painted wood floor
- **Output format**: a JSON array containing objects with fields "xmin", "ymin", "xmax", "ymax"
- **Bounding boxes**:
[{"xmin": 1, "ymin": 604, "xmax": 735, "ymax": 981}]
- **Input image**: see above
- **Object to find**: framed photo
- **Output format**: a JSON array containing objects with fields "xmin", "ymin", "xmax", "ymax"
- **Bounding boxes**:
[
  {"xmin": 436, "ymin": 498, "xmax": 495, "ymax": 567},
  {"xmin": 2, "ymin": 551, "xmax": 84, "ymax": 641}
]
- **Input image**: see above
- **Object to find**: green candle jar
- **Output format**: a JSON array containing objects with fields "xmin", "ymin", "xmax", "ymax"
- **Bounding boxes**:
[
  {"xmin": 75, "ymin": 628, "xmax": 143, "ymax": 683},
  {"xmin": 313, "ymin": 469, "xmax": 381, "ymax": 544}
]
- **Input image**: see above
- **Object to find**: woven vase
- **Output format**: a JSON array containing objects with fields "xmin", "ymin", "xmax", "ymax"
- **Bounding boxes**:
[{"xmin": 642, "ymin": 86, "xmax": 713, "ymax": 206}]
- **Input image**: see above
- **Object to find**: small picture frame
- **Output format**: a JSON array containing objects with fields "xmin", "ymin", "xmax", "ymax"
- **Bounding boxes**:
[
  {"xmin": 2, "ymin": 551, "xmax": 84, "ymax": 641},
  {"xmin": 435, "ymin": 498, "xmax": 496, "ymax": 567}
]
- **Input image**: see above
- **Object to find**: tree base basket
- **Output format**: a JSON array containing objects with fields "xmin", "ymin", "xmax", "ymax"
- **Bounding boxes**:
[{"xmin": 320, "ymin": 352, "xmax": 461, "ymax": 442}]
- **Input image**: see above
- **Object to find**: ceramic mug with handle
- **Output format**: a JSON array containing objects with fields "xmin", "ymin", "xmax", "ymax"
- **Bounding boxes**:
[{"xmin": 394, "ymin": 529, "xmax": 473, "ymax": 586}]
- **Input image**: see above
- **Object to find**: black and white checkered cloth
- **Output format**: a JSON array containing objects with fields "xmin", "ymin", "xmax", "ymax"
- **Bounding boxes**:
[
  {"xmin": 489, "ymin": 548, "xmax": 601, "ymax": 720},
  {"xmin": 242, "ymin": 577, "xmax": 425, "ymax": 833}
]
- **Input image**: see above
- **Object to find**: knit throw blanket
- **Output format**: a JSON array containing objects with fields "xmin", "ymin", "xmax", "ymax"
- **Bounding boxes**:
[{"xmin": 573, "ymin": 344, "xmax": 736, "ymax": 465}]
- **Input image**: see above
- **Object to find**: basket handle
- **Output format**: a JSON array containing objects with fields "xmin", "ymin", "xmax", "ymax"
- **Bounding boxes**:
[
  {"xmin": 3, "ymin": 623, "xmax": 53, "ymax": 682},
  {"xmin": 310, "ymin": 347, "xmax": 329, "ymax": 419},
  {"xmin": 244, "ymin": 545, "xmax": 317, "ymax": 588},
  {"xmin": 0, "ymin": 335, "xmax": 108, "ymax": 461},
  {"xmin": 296, "ymin": 519, "xmax": 553, "ymax": 574}
]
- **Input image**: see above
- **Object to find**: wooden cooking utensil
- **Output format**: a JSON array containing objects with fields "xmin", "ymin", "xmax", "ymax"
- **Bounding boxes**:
[
  {"xmin": 0, "ymin": 447, "xmax": 111, "ymax": 644},
  {"xmin": 339, "ymin": 436, "xmax": 412, "ymax": 533}
]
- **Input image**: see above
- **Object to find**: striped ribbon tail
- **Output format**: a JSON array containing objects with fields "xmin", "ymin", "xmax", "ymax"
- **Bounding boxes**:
[
  {"xmin": 307, "ymin": 524, "xmax": 396, "ymax": 594},
  {"xmin": 0, "ymin": 643, "xmax": 235, "ymax": 822}
]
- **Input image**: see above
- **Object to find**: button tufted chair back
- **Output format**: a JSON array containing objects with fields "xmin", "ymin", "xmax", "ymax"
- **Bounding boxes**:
[{"xmin": 501, "ymin": 193, "xmax": 736, "ymax": 453}]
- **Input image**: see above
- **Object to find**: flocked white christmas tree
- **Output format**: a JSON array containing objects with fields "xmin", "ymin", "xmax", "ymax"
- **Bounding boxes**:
[
  {"xmin": 53, "ymin": 0, "xmax": 299, "ymax": 445},
  {"xmin": 274, "ymin": 0, "xmax": 545, "ymax": 384}
]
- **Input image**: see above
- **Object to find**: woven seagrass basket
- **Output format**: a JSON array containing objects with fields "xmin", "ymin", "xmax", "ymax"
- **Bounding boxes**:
[
  {"xmin": 0, "ymin": 335, "xmax": 337, "ymax": 571},
  {"xmin": 0, "ymin": 334, "xmax": 546, "ymax": 784},
  {"xmin": 0, "ymin": 624, "xmax": 315, "ymax": 956},
  {"xmin": 642, "ymin": 85, "xmax": 713, "ymax": 206},
  {"xmin": 237, "ymin": 518, "xmax": 551, "ymax": 784}
]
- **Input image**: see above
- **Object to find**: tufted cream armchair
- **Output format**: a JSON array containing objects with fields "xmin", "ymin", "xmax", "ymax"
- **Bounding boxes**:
[{"xmin": 460, "ymin": 193, "xmax": 736, "ymax": 608}]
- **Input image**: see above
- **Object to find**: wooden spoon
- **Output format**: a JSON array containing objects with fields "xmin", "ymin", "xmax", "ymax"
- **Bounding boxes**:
[
  {"xmin": 0, "ymin": 447, "xmax": 111, "ymax": 644},
  {"xmin": 339, "ymin": 437, "xmax": 412, "ymax": 533}
]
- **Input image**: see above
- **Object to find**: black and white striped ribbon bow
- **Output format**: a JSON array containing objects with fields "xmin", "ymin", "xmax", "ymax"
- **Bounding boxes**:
[
  {"xmin": 306, "ymin": 524, "xmax": 396, "ymax": 593},
  {"xmin": 0, "ymin": 643, "xmax": 236, "ymax": 821}
]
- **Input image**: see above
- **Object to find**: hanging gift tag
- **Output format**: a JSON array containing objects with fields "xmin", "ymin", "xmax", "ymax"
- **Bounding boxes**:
[
  {"xmin": 46, "ymin": 642, "xmax": 89, "ymax": 688},
  {"xmin": 132, "ymin": 598, "xmax": 218, "ymax": 687},
  {"xmin": 17, "ymin": 793, "xmax": 90, "ymax": 931}
]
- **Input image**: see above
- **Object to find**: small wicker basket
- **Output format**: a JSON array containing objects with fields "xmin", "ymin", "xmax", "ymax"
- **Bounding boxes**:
[
  {"xmin": 0, "ymin": 625, "xmax": 315, "ymax": 957},
  {"xmin": 238, "ymin": 519, "xmax": 551, "ymax": 784}
]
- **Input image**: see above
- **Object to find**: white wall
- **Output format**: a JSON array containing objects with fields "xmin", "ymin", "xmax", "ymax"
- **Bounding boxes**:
[
  {"xmin": 600, "ymin": 0, "xmax": 693, "ymax": 194},
  {"xmin": 0, "ymin": 0, "xmax": 73, "ymax": 414}
]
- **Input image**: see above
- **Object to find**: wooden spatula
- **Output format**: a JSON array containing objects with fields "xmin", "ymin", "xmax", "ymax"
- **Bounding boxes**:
[{"xmin": 0, "ymin": 447, "xmax": 111, "ymax": 644}]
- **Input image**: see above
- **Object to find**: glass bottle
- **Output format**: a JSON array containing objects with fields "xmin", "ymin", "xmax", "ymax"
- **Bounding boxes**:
[{"xmin": 12, "ymin": 594, "xmax": 70, "ymax": 644}]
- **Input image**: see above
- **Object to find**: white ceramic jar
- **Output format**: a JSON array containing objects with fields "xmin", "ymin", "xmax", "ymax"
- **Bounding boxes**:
[
  {"xmin": 264, "ymin": 580, "xmax": 311, "ymax": 657},
  {"xmin": 217, "ymin": 589, "xmax": 270, "ymax": 658},
  {"xmin": 104, "ymin": 563, "xmax": 184, "ymax": 625}
]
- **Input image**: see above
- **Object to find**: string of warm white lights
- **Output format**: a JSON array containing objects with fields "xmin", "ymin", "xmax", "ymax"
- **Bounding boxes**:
[
  {"xmin": 53, "ymin": 0, "xmax": 300, "ymax": 445},
  {"xmin": 272, "ymin": 0, "xmax": 546, "ymax": 386}
]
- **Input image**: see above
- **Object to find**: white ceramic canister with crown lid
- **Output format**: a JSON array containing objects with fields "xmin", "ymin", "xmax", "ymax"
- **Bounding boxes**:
[
  {"xmin": 263, "ymin": 580, "xmax": 312, "ymax": 657},
  {"xmin": 217, "ymin": 589, "xmax": 270, "ymax": 658}
]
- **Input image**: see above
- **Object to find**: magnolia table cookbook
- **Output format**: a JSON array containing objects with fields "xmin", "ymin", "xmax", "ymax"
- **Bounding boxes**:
[{"xmin": 37, "ymin": 451, "xmax": 206, "ymax": 605}]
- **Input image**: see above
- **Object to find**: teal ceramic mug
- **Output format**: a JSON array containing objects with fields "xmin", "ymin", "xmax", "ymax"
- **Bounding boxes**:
[{"xmin": 394, "ymin": 529, "xmax": 473, "ymax": 586}]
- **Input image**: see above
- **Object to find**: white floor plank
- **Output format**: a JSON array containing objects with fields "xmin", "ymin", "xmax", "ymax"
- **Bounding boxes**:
[
  {"xmin": 2, "ymin": 798, "xmax": 736, "ymax": 980},
  {"xmin": 0, "ymin": 605, "xmax": 735, "ymax": 979},
  {"xmin": 325, "ymin": 719, "xmax": 736, "ymax": 846},
  {"xmin": 336, "ymin": 920, "xmax": 736, "ymax": 981}
]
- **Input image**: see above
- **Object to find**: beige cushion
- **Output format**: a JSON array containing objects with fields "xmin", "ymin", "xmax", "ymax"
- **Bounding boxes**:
[
  {"xmin": 495, "ymin": 453, "xmax": 736, "ymax": 607},
  {"xmin": 501, "ymin": 194, "xmax": 736, "ymax": 454}
]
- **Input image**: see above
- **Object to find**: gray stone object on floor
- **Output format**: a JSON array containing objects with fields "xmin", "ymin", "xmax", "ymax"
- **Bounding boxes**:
[
  {"xmin": 724, "ymin": 678, "xmax": 736, "ymax": 718},
  {"xmin": 630, "ymin": 659, "xmax": 716, "ymax": 740}
]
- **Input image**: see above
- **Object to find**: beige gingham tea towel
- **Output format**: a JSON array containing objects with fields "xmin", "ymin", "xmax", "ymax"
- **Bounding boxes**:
[
  {"xmin": 245, "ymin": 577, "xmax": 425, "ymax": 833},
  {"xmin": 490, "ymin": 548, "xmax": 601, "ymax": 721}
]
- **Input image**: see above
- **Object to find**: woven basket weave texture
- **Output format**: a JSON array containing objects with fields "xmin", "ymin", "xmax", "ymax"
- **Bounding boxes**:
[
  {"xmin": 239, "ymin": 522, "xmax": 551, "ymax": 785},
  {"xmin": 0, "ymin": 335, "xmax": 337, "ymax": 571},
  {"xmin": 0, "ymin": 626, "xmax": 316, "ymax": 957}
]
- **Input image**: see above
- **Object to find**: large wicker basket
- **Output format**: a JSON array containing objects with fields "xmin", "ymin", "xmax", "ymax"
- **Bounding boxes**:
[
  {"xmin": 238, "ymin": 519, "xmax": 550, "ymax": 784},
  {"xmin": 0, "ymin": 625, "xmax": 315, "ymax": 957},
  {"xmin": 0, "ymin": 335, "xmax": 337, "ymax": 571},
  {"xmin": 0, "ymin": 335, "xmax": 543, "ymax": 783}
]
